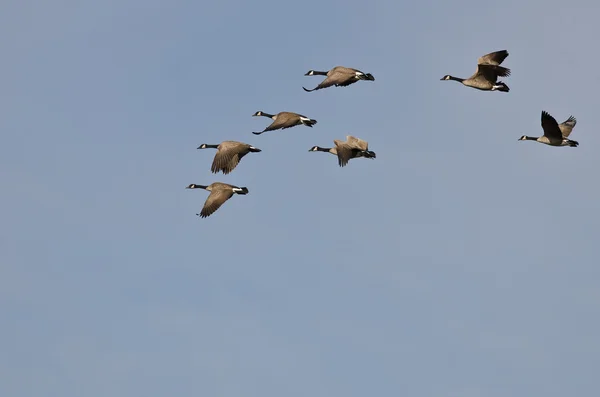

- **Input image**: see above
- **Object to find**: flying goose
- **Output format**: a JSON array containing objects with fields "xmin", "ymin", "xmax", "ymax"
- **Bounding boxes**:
[
  {"xmin": 197, "ymin": 141, "xmax": 261, "ymax": 175},
  {"xmin": 186, "ymin": 182, "xmax": 249, "ymax": 218},
  {"xmin": 441, "ymin": 50, "xmax": 511, "ymax": 92},
  {"xmin": 303, "ymin": 66, "xmax": 375, "ymax": 92},
  {"xmin": 309, "ymin": 135, "xmax": 376, "ymax": 167},
  {"xmin": 519, "ymin": 111, "xmax": 579, "ymax": 147},
  {"xmin": 252, "ymin": 111, "xmax": 317, "ymax": 135}
]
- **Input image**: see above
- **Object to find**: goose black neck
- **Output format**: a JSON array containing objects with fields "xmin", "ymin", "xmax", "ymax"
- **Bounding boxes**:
[
  {"xmin": 312, "ymin": 71, "xmax": 328, "ymax": 76},
  {"xmin": 523, "ymin": 136, "xmax": 538, "ymax": 141},
  {"xmin": 188, "ymin": 184, "xmax": 208, "ymax": 189},
  {"xmin": 448, "ymin": 76, "xmax": 464, "ymax": 83},
  {"xmin": 316, "ymin": 147, "xmax": 332, "ymax": 152},
  {"xmin": 259, "ymin": 112, "xmax": 274, "ymax": 118},
  {"xmin": 198, "ymin": 144, "xmax": 218, "ymax": 149}
]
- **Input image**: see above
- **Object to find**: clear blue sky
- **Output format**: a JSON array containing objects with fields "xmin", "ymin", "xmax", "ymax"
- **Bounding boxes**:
[{"xmin": 2, "ymin": 1, "xmax": 599, "ymax": 396}]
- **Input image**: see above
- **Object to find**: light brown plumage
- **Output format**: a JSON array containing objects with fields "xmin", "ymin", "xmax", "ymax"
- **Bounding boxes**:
[
  {"xmin": 252, "ymin": 111, "xmax": 317, "ymax": 135},
  {"xmin": 303, "ymin": 66, "xmax": 375, "ymax": 92},
  {"xmin": 197, "ymin": 141, "xmax": 261, "ymax": 175},
  {"xmin": 559, "ymin": 115, "xmax": 577, "ymax": 138},
  {"xmin": 309, "ymin": 135, "xmax": 376, "ymax": 167},
  {"xmin": 186, "ymin": 182, "xmax": 249, "ymax": 218}
]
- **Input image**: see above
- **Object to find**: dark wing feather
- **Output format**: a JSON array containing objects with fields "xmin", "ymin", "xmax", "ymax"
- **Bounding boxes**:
[
  {"xmin": 333, "ymin": 140, "xmax": 355, "ymax": 167},
  {"xmin": 478, "ymin": 50, "xmax": 509, "ymax": 65},
  {"xmin": 475, "ymin": 64, "xmax": 511, "ymax": 82},
  {"xmin": 335, "ymin": 146, "xmax": 353, "ymax": 167},
  {"xmin": 559, "ymin": 116, "xmax": 577, "ymax": 138},
  {"xmin": 541, "ymin": 111, "xmax": 563, "ymax": 140},
  {"xmin": 200, "ymin": 189, "xmax": 234, "ymax": 218}
]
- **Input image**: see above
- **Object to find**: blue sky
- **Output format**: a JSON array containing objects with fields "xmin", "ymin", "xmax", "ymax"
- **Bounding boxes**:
[{"xmin": 2, "ymin": 0, "xmax": 599, "ymax": 396}]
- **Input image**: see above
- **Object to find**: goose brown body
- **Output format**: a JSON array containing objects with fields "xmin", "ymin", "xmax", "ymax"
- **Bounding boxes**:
[
  {"xmin": 441, "ymin": 50, "xmax": 511, "ymax": 92},
  {"xmin": 186, "ymin": 182, "xmax": 249, "ymax": 218},
  {"xmin": 252, "ymin": 111, "xmax": 317, "ymax": 135},
  {"xmin": 197, "ymin": 141, "xmax": 261, "ymax": 174},
  {"xmin": 303, "ymin": 66, "xmax": 375, "ymax": 92},
  {"xmin": 518, "ymin": 111, "xmax": 579, "ymax": 147},
  {"xmin": 310, "ymin": 135, "xmax": 376, "ymax": 167}
]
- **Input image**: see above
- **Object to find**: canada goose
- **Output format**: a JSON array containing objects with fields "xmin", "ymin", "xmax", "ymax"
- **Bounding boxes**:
[
  {"xmin": 197, "ymin": 141, "xmax": 261, "ymax": 175},
  {"xmin": 441, "ymin": 50, "xmax": 511, "ymax": 92},
  {"xmin": 309, "ymin": 135, "xmax": 376, "ymax": 167},
  {"xmin": 252, "ymin": 111, "xmax": 317, "ymax": 135},
  {"xmin": 303, "ymin": 66, "xmax": 375, "ymax": 92},
  {"xmin": 518, "ymin": 111, "xmax": 579, "ymax": 147},
  {"xmin": 186, "ymin": 182, "xmax": 249, "ymax": 218}
]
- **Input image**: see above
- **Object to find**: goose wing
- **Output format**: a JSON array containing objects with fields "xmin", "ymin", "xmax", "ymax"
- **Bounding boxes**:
[
  {"xmin": 333, "ymin": 139, "xmax": 353, "ymax": 167},
  {"xmin": 261, "ymin": 112, "xmax": 301, "ymax": 131},
  {"xmin": 541, "ymin": 110, "xmax": 564, "ymax": 140},
  {"xmin": 472, "ymin": 64, "xmax": 511, "ymax": 82},
  {"xmin": 200, "ymin": 188, "xmax": 235, "ymax": 218},
  {"xmin": 211, "ymin": 142, "xmax": 247, "ymax": 174},
  {"xmin": 345, "ymin": 135, "xmax": 369, "ymax": 151},
  {"xmin": 303, "ymin": 68, "xmax": 358, "ymax": 91},
  {"xmin": 559, "ymin": 116, "xmax": 577, "ymax": 138},
  {"xmin": 478, "ymin": 50, "xmax": 509, "ymax": 66}
]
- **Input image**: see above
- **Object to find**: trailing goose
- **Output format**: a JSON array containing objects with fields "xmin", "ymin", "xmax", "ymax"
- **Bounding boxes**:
[
  {"xmin": 303, "ymin": 66, "xmax": 375, "ymax": 92},
  {"xmin": 186, "ymin": 182, "xmax": 249, "ymax": 218},
  {"xmin": 309, "ymin": 135, "xmax": 376, "ymax": 167},
  {"xmin": 519, "ymin": 111, "xmax": 578, "ymax": 147},
  {"xmin": 197, "ymin": 141, "xmax": 261, "ymax": 175},
  {"xmin": 252, "ymin": 111, "xmax": 317, "ymax": 135},
  {"xmin": 441, "ymin": 50, "xmax": 511, "ymax": 92}
]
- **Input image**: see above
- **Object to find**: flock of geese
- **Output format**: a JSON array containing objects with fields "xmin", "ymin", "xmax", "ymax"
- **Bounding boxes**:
[{"xmin": 187, "ymin": 50, "xmax": 580, "ymax": 218}]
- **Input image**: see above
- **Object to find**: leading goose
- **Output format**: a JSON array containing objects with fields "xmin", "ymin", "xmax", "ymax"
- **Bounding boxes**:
[
  {"xmin": 186, "ymin": 182, "xmax": 249, "ymax": 218},
  {"xmin": 441, "ymin": 50, "xmax": 511, "ymax": 92},
  {"xmin": 309, "ymin": 135, "xmax": 376, "ymax": 167},
  {"xmin": 518, "ymin": 111, "xmax": 578, "ymax": 147},
  {"xmin": 303, "ymin": 66, "xmax": 375, "ymax": 92},
  {"xmin": 197, "ymin": 141, "xmax": 261, "ymax": 175},
  {"xmin": 252, "ymin": 111, "xmax": 317, "ymax": 135}
]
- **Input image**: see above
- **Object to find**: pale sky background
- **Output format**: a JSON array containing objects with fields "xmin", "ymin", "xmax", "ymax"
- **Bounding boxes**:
[{"xmin": 2, "ymin": 1, "xmax": 600, "ymax": 396}]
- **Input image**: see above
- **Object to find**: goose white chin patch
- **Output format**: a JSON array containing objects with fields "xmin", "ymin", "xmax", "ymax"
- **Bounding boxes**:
[{"xmin": 300, "ymin": 117, "xmax": 310, "ymax": 122}]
